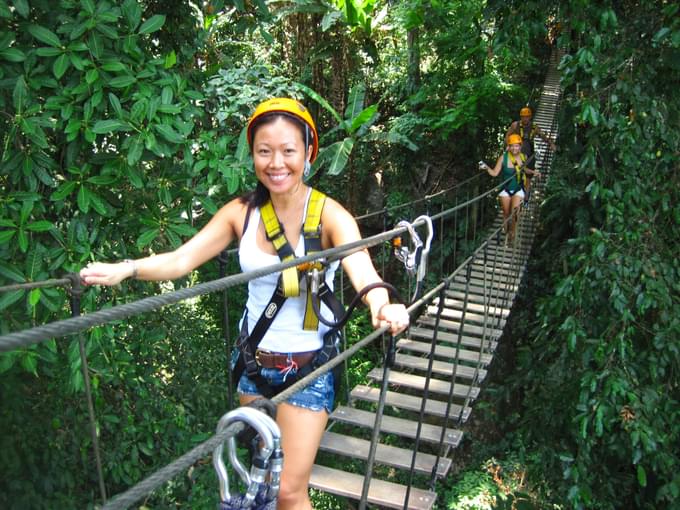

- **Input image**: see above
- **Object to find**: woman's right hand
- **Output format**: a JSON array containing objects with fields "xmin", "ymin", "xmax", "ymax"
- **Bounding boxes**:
[{"xmin": 80, "ymin": 260, "xmax": 135, "ymax": 286}]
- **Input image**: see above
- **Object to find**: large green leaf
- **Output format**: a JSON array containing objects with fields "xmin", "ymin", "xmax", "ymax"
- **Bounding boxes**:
[
  {"xmin": 77, "ymin": 185, "xmax": 91, "ymax": 213},
  {"xmin": 0, "ymin": 262, "xmax": 25, "ymax": 283},
  {"xmin": 0, "ymin": 47, "xmax": 25, "ymax": 61},
  {"xmin": 127, "ymin": 135, "xmax": 144, "ymax": 165},
  {"xmin": 12, "ymin": 76, "xmax": 26, "ymax": 112},
  {"xmin": 155, "ymin": 123, "xmax": 183, "ymax": 144},
  {"xmin": 349, "ymin": 104, "xmax": 378, "ymax": 134},
  {"xmin": 52, "ymin": 53, "xmax": 70, "ymax": 79},
  {"xmin": 0, "ymin": 289, "xmax": 24, "ymax": 311},
  {"xmin": 12, "ymin": 0, "xmax": 29, "ymax": 18},
  {"xmin": 109, "ymin": 75, "xmax": 137, "ymax": 88},
  {"xmin": 27, "ymin": 25, "xmax": 62, "ymax": 47},
  {"xmin": 138, "ymin": 14, "xmax": 166, "ymax": 34},
  {"xmin": 26, "ymin": 221, "xmax": 55, "ymax": 232},
  {"xmin": 345, "ymin": 84, "xmax": 366, "ymax": 121},
  {"xmin": 324, "ymin": 138, "xmax": 354, "ymax": 175},
  {"xmin": 50, "ymin": 181, "xmax": 77, "ymax": 201},
  {"xmin": 136, "ymin": 228, "xmax": 159, "ymax": 250},
  {"xmin": 109, "ymin": 93, "xmax": 124, "ymax": 117},
  {"xmin": 92, "ymin": 119, "xmax": 130, "ymax": 133}
]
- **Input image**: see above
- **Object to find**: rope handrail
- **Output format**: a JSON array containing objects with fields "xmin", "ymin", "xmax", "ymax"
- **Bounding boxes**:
[{"xmin": 0, "ymin": 176, "xmax": 510, "ymax": 354}]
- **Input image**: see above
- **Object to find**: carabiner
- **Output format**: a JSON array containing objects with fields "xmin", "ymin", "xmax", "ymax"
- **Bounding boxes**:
[
  {"xmin": 213, "ymin": 407, "xmax": 277, "ymax": 506},
  {"xmin": 245, "ymin": 407, "xmax": 283, "ymax": 501},
  {"xmin": 393, "ymin": 220, "xmax": 423, "ymax": 274},
  {"xmin": 412, "ymin": 215, "xmax": 433, "ymax": 286}
]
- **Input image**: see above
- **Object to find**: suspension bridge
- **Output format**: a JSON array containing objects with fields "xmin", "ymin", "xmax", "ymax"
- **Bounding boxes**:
[{"xmin": 0, "ymin": 50, "xmax": 562, "ymax": 509}]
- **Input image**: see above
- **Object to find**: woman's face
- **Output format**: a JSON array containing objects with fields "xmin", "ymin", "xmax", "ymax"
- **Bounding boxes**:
[
  {"xmin": 509, "ymin": 143, "xmax": 522, "ymax": 154},
  {"xmin": 252, "ymin": 116, "xmax": 311, "ymax": 196}
]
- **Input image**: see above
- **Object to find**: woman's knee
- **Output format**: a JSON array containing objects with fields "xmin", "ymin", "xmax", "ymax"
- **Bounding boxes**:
[{"xmin": 276, "ymin": 478, "xmax": 311, "ymax": 509}]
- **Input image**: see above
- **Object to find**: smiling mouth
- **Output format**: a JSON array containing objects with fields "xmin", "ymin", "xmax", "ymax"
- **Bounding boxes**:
[{"xmin": 267, "ymin": 173, "xmax": 290, "ymax": 182}]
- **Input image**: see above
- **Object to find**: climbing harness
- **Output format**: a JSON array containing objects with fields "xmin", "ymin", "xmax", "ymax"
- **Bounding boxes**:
[
  {"xmin": 392, "ymin": 215, "xmax": 434, "ymax": 300},
  {"xmin": 213, "ymin": 406, "xmax": 283, "ymax": 509},
  {"xmin": 518, "ymin": 121, "xmax": 538, "ymax": 142},
  {"xmin": 233, "ymin": 188, "xmax": 346, "ymax": 398},
  {"xmin": 507, "ymin": 151, "xmax": 528, "ymax": 189},
  {"xmin": 259, "ymin": 188, "xmax": 327, "ymax": 330}
]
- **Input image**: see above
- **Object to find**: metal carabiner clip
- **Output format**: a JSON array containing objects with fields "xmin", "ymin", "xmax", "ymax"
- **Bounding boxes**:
[
  {"xmin": 411, "ymin": 215, "xmax": 434, "ymax": 285},
  {"xmin": 213, "ymin": 407, "xmax": 277, "ymax": 507},
  {"xmin": 394, "ymin": 220, "xmax": 423, "ymax": 274}
]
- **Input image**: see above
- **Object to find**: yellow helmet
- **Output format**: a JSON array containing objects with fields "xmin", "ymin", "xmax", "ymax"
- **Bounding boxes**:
[
  {"xmin": 247, "ymin": 97, "xmax": 319, "ymax": 162},
  {"xmin": 520, "ymin": 107, "xmax": 532, "ymax": 117},
  {"xmin": 508, "ymin": 134, "xmax": 522, "ymax": 145}
]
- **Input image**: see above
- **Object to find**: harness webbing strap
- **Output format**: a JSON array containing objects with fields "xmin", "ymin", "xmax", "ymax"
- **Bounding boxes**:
[
  {"xmin": 260, "ymin": 189, "xmax": 327, "ymax": 331},
  {"xmin": 302, "ymin": 190, "xmax": 326, "ymax": 330},
  {"xmin": 260, "ymin": 200, "xmax": 300, "ymax": 297},
  {"xmin": 519, "ymin": 121, "xmax": 537, "ymax": 141},
  {"xmin": 508, "ymin": 152, "xmax": 527, "ymax": 188}
]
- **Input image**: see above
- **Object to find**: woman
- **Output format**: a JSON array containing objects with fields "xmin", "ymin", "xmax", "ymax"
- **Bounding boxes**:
[
  {"xmin": 80, "ymin": 97, "xmax": 410, "ymax": 510},
  {"xmin": 480, "ymin": 133, "xmax": 540, "ymax": 244}
]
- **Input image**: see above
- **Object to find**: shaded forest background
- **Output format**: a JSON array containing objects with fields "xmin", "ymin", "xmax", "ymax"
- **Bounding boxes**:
[{"xmin": 0, "ymin": 0, "xmax": 678, "ymax": 508}]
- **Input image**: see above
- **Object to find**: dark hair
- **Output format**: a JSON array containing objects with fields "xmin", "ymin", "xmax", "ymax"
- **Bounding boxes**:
[{"xmin": 240, "ymin": 112, "xmax": 313, "ymax": 208}]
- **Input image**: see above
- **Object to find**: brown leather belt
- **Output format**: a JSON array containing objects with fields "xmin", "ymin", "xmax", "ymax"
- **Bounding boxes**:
[{"xmin": 255, "ymin": 349, "xmax": 317, "ymax": 369}]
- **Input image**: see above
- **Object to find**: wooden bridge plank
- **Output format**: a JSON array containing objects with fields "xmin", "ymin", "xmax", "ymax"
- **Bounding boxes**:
[
  {"xmin": 309, "ymin": 465, "xmax": 437, "ymax": 510},
  {"xmin": 330, "ymin": 405, "xmax": 463, "ymax": 447},
  {"xmin": 422, "ymin": 306, "xmax": 507, "ymax": 329},
  {"xmin": 367, "ymin": 368, "xmax": 480, "ymax": 401},
  {"xmin": 444, "ymin": 289, "xmax": 514, "ymax": 308},
  {"xmin": 409, "ymin": 324, "xmax": 497, "ymax": 350},
  {"xmin": 319, "ymin": 431, "xmax": 451, "ymax": 477},
  {"xmin": 397, "ymin": 338, "xmax": 493, "ymax": 365},
  {"xmin": 350, "ymin": 385, "xmax": 472, "ymax": 422},
  {"xmin": 434, "ymin": 297, "xmax": 510, "ymax": 318},
  {"xmin": 411, "ymin": 322, "xmax": 501, "ymax": 345},
  {"xmin": 394, "ymin": 353, "xmax": 487, "ymax": 383}
]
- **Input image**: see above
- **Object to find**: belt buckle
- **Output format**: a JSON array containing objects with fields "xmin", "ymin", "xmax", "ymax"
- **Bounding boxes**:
[{"xmin": 255, "ymin": 349, "xmax": 271, "ymax": 366}]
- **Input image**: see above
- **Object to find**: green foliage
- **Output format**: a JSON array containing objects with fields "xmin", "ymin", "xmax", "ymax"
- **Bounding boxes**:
[
  {"xmin": 493, "ymin": 1, "xmax": 680, "ymax": 509},
  {"xmin": 299, "ymin": 82, "xmax": 417, "ymax": 177}
]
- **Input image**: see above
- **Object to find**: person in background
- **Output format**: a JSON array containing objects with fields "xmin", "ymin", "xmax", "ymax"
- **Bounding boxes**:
[
  {"xmin": 480, "ymin": 133, "xmax": 540, "ymax": 244},
  {"xmin": 80, "ymin": 97, "xmax": 410, "ymax": 510},
  {"xmin": 505, "ymin": 106, "xmax": 556, "ymax": 202}
]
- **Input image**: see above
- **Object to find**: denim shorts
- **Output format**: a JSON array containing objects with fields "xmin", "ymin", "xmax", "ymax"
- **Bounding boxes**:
[{"xmin": 237, "ymin": 366, "xmax": 335, "ymax": 414}]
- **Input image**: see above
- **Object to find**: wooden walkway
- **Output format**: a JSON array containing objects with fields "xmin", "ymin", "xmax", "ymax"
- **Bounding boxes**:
[{"xmin": 309, "ymin": 51, "xmax": 564, "ymax": 509}]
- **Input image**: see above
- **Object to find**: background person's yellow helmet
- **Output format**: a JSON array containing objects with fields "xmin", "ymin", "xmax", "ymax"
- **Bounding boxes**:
[
  {"xmin": 247, "ymin": 98, "xmax": 319, "ymax": 162},
  {"xmin": 520, "ymin": 106, "xmax": 532, "ymax": 117},
  {"xmin": 508, "ymin": 134, "xmax": 523, "ymax": 145}
]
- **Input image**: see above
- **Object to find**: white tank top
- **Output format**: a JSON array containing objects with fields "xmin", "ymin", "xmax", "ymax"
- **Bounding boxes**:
[{"xmin": 238, "ymin": 192, "xmax": 339, "ymax": 353}]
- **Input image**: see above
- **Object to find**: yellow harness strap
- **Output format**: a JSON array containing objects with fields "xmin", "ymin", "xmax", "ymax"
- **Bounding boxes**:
[
  {"xmin": 260, "ymin": 189, "xmax": 328, "ymax": 330},
  {"xmin": 261, "ymin": 200, "xmax": 300, "ymax": 298},
  {"xmin": 302, "ymin": 189, "xmax": 326, "ymax": 330},
  {"xmin": 508, "ymin": 152, "xmax": 527, "ymax": 188}
]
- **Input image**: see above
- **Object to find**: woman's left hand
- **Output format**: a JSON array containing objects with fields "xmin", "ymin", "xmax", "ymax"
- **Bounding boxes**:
[{"xmin": 372, "ymin": 303, "xmax": 410, "ymax": 335}]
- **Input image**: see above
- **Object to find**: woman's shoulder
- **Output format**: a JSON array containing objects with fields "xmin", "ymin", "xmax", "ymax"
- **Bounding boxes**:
[{"xmin": 213, "ymin": 197, "xmax": 251, "ymax": 237}]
